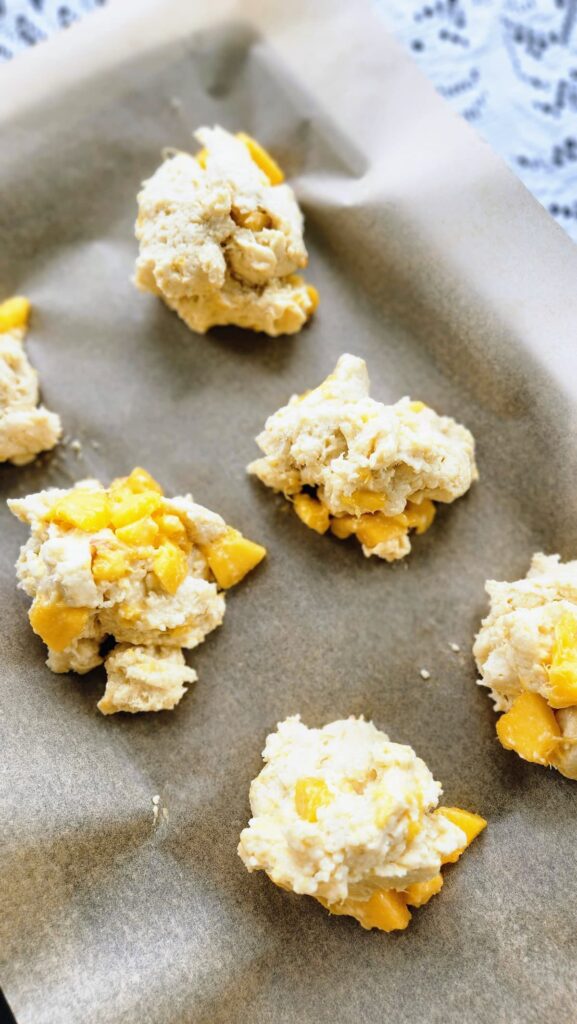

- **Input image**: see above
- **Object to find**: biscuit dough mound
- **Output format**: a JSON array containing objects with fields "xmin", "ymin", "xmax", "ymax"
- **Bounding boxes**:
[
  {"xmin": 248, "ymin": 354, "xmax": 477, "ymax": 560},
  {"xmin": 0, "ymin": 296, "xmax": 61, "ymax": 465},
  {"xmin": 134, "ymin": 126, "xmax": 317, "ymax": 336},
  {"xmin": 238, "ymin": 716, "xmax": 486, "ymax": 931},
  {"xmin": 9, "ymin": 468, "xmax": 266, "ymax": 714},
  {"xmin": 474, "ymin": 553, "xmax": 577, "ymax": 779}
]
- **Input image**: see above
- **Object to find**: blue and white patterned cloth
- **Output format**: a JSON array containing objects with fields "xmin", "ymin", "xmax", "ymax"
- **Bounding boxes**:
[{"xmin": 2, "ymin": 1, "xmax": 577, "ymax": 241}]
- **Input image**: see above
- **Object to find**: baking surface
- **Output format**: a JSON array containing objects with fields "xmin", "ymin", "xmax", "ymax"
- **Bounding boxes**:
[{"xmin": 1, "ymin": 2, "xmax": 577, "ymax": 1022}]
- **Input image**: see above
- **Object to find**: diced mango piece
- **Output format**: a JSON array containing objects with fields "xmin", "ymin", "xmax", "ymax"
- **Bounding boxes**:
[
  {"xmin": 406, "ymin": 818, "xmax": 422, "ymax": 843},
  {"xmin": 118, "ymin": 604, "xmax": 140, "ymax": 622},
  {"xmin": 153, "ymin": 541, "xmax": 189, "ymax": 595},
  {"xmin": 547, "ymin": 612, "xmax": 577, "ymax": 708},
  {"xmin": 203, "ymin": 527, "xmax": 266, "ymax": 589},
  {"xmin": 330, "ymin": 515, "xmax": 358, "ymax": 540},
  {"xmin": 115, "ymin": 516, "xmax": 159, "ymax": 547},
  {"xmin": 355, "ymin": 512, "xmax": 408, "ymax": 549},
  {"xmin": 154, "ymin": 512, "xmax": 189, "ymax": 547},
  {"xmin": 373, "ymin": 790, "xmax": 395, "ymax": 829},
  {"xmin": 0, "ymin": 295, "xmax": 31, "ymax": 332},
  {"xmin": 324, "ymin": 890, "xmax": 411, "ymax": 932},
  {"xmin": 236, "ymin": 132, "xmax": 284, "ymax": 184},
  {"xmin": 404, "ymin": 499, "xmax": 436, "ymax": 535},
  {"xmin": 409, "ymin": 401, "xmax": 427, "ymax": 413},
  {"xmin": 295, "ymin": 778, "xmax": 333, "ymax": 822},
  {"xmin": 436, "ymin": 806, "xmax": 488, "ymax": 864},
  {"xmin": 110, "ymin": 491, "xmax": 162, "ymax": 529},
  {"xmin": 196, "ymin": 147, "xmax": 208, "ymax": 168},
  {"xmin": 29, "ymin": 598, "xmax": 90, "ymax": 651},
  {"xmin": 47, "ymin": 490, "xmax": 111, "ymax": 532},
  {"xmin": 91, "ymin": 547, "xmax": 130, "ymax": 582},
  {"xmin": 345, "ymin": 489, "xmax": 387, "ymax": 513},
  {"xmin": 306, "ymin": 284, "xmax": 319, "ymax": 313},
  {"xmin": 495, "ymin": 691, "xmax": 561, "ymax": 767},
  {"xmin": 404, "ymin": 874, "xmax": 443, "ymax": 907},
  {"xmin": 110, "ymin": 467, "xmax": 163, "ymax": 496},
  {"xmin": 126, "ymin": 467, "xmax": 164, "ymax": 495},
  {"xmin": 234, "ymin": 207, "xmax": 271, "ymax": 231},
  {"xmin": 293, "ymin": 493, "xmax": 331, "ymax": 535}
]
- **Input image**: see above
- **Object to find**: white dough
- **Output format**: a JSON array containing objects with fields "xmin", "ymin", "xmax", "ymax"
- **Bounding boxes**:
[
  {"xmin": 9, "ymin": 479, "xmax": 227, "ymax": 713},
  {"xmin": 99, "ymin": 644, "xmax": 198, "ymax": 715},
  {"xmin": 0, "ymin": 327, "xmax": 61, "ymax": 465},
  {"xmin": 248, "ymin": 354, "xmax": 477, "ymax": 559},
  {"xmin": 135, "ymin": 126, "xmax": 315, "ymax": 336},
  {"xmin": 474, "ymin": 553, "xmax": 577, "ymax": 779},
  {"xmin": 238, "ymin": 716, "xmax": 465, "ymax": 906}
]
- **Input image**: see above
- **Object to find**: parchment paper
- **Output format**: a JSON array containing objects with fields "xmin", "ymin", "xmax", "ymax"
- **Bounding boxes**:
[{"xmin": 1, "ymin": 2, "xmax": 577, "ymax": 1022}]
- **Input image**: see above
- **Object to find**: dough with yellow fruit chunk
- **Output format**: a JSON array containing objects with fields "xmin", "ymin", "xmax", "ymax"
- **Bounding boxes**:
[
  {"xmin": 248, "ymin": 354, "xmax": 477, "ymax": 560},
  {"xmin": 134, "ymin": 126, "xmax": 317, "ymax": 337},
  {"xmin": 238, "ymin": 716, "xmax": 486, "ymax": 931},
  {"xmin": 474, "ymin": 553, "xmax": 577, "ymax": 779},
  {"xmin": 0, "ymin": 296, "xmax": 61, "ymax": 465},
  {"xmin": 9, "ymin": 468, "xmax": 265, "ymax": 714}
]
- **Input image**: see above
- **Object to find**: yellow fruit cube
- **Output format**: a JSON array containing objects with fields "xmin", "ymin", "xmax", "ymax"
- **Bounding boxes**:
[
  {"xmin": 115, "ymin": 516, "xmax": 159, "ymax": 547},
  {"xmin": 91, "ymin": 547, "xmax": 130, "ymax": 582},
  {"xmin": 124, "ymin": 467, "xmax": 164, "ymax": 495},
  {"xmin": 294, "ymin": 778, "xmax": 333, "ymax": 822},
  {"xmin": 409, "ymin": 401, "xmax": 427, "ymax": 413},
  {"xmin": 344, "ymin": 489, "xmax": 387, "ymax": 513},
  {"xmin": 196, "ymin": 147, "xmax": 208, "ymax": 168},
  {"xmin": 293, "ymin": 493, "xmax": 331, "ymax": 534},
  {"xmin": 29, "ymin": 598, "xmax": 90, "ymax": 651},
  {"xmin": 355, "ymin": 512, "xmax": 408, "ymax": 549},
  {"xmin": 436, "ymin": 807, "xmax": 487, "ymax": 864},
  {"xmin": 404, "ymin": 499, "xmax": 436, "ymax": 535},
  {"xmin": 236, "ymin": 132, "xmax": 284, "ymax": 184},
  {"xmin": 153, "ymin": 541, "xmax": 189, "ymax": 595},
  {"xmin": 110, "ymin": 491, "xmax": 162, "ymax": 529},
  {"xmin": 330, "ymin": 515, "xmax": 358, "ymax": 540},
  {"xmin": 406, "ymin": 818, "xmax": 422, "ymax": 843},
  {"xmin": 0, "ymin": 295, "xmax": 31, "ymax": 332},
  {"xmin": 325, "ymin": 890, "xmax": 411, "ymax": 932},
  {"xmin": 373, "ymin": 790, "xmax": 394, "ymax": 829},
  {"xmin": 118, "ymin": 604, "xmax": 140, "ymax": 622},
  {"xmin": 47, "ymin": 490, "xmax": 111, "ymax": 532},
  {"xmin": 404, "ymin": 874, "xmax": 444, "ymax": 907},
  {"xmin": 496, "ymin": 691, "xmax": 561, "ymax": 766},
  {"xmin": 204, "ymin": 527, "xmax": 267, "ymax": 589},
  {"xmin": 306, "ymin": 284, "xmax": 319, "ymax": 313},
  {"xmin": 234, "ymin": 208, "xmax": 271, "ymax": 231},
  {"xmin": 155, "ymin": 512, "xmax": 189, "ymax": 547},
  {"xmin": 547, "ymin": 611, "xmax": 577, "ymax": 708}
]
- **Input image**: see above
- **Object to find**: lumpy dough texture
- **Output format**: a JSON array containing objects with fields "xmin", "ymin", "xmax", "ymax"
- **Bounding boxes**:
[
  {"xmin": 474, "ymin": 553, "xmax": 577, "ymax": 779},
  {"xmin": 0, "ymin": 296, "xmax": 61, "ymax": 465},
  {"xmin": 134, "ymin": 126, "xmax": 317, "ymax": 336},
  {"xmin": 9, "ymin": 468, "xmax": 266, "ymax": 714},
  {"xmin": 248, "ymin": 354, "xmax": 477, "ymax": 560},
  {"xmin": 238, "ymin": 716, "xmax": 486, "ymax": 931}
]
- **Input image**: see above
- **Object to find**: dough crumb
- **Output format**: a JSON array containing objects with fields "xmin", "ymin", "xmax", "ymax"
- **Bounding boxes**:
[
  {"xmin": 449, "ymin": 642, "xmax": 461, "ymax": 653},
  {"xmin": 420, "ymin": 668, "xmax": 431, "ymax": 680}
]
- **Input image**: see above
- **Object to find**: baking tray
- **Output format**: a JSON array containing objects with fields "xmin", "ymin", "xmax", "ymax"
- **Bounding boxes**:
[{"xmin": 1, "ymin": 2, "xmax": 577, "ymax": 1022}]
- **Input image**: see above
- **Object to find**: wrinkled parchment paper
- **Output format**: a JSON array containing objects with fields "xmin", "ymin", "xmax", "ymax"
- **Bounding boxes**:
[{"xmin": 1, "ymin": 2, "xmax": 577, "ymax": 1022}]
